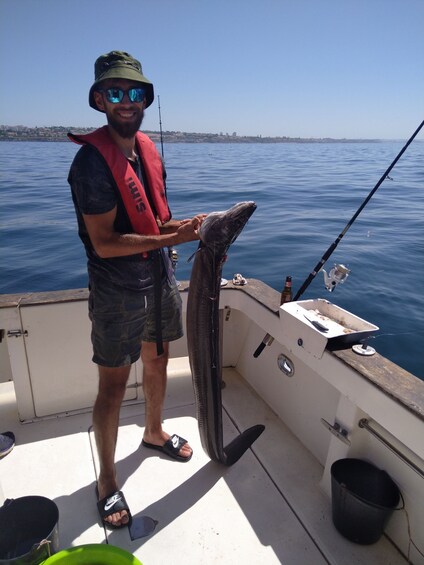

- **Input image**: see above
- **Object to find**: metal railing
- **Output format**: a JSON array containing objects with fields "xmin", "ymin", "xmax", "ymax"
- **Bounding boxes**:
[{"xmin": 358, "ymin": 418, "xmax": 424, "ymax": 480}]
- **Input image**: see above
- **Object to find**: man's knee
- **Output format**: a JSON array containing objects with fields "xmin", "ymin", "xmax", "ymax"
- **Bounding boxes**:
[{"xmin": 98, "ymin": 365, "xmax": 131, "ymax": 394}]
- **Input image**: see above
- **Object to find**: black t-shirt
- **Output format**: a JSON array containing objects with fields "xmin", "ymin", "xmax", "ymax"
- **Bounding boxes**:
[{"xmin": 68, "ymin": 144, "xmax": 173, "ymax": 291}]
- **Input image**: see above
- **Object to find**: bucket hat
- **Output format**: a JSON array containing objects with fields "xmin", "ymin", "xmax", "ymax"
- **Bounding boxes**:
[{"xmin": 89, "ymin": 51, "xmax": 154, "ymax": 111}]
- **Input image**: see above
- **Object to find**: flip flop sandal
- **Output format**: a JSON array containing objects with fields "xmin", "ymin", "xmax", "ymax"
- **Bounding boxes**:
[
  {"xmin": 0, "ymin": 431, "xmax": 15, "ymax": 458},
  {"xmin": 96, "ymin": 489, "xmax": 132, "ymax": 529},
  {"xmin": 142, "ymin": 434, "xmax": 193, "ymax": 462}
]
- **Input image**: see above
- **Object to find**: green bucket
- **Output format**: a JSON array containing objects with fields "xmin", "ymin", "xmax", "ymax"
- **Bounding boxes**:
[{"xmin": 42, "ymin": 544, "xmax": 142, "ymax": 565}]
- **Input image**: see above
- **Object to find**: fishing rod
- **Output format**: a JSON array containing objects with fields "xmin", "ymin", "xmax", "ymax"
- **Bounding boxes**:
[
  {"xmin": 158, "ymin": 94, "xmax": 165, "ymax": 159},
  {"xmin": 253, "ymin": 118, "xmax": 424, "ymax": 358},
  {"xmin": 158, "ymin": 95, "xmax": 179, "ymax": 275},
  {"xmin": 293, "ymin": 118, "xmax": 424, "ymax": 301}
]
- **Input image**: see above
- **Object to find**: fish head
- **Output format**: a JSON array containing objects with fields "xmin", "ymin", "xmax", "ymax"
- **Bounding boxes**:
[{"xmin": 199, "ymin": 201, "xmax": 257, "ymax": 256}]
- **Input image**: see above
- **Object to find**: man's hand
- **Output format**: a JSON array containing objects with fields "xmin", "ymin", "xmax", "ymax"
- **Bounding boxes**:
[{"xmin": 176, "ymin": 214, "xmax": 207, "ymax": 243}]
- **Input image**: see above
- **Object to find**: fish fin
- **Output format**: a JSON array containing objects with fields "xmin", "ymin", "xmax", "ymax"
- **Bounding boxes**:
[
  {"xmin": 187, "ymin": 244, "xmax": 204, "ymax": 263},
  {"xmin": 223, "ymin": 424, "xmax": 265, "ymax": 466}
]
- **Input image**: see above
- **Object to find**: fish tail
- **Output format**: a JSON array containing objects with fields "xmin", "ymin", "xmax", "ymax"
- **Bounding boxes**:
[{"xmin": 223, "ymin": 424, "xmax": 265, "ymax": 466}]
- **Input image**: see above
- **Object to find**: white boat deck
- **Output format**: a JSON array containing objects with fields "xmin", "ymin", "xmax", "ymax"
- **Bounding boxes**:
[{"xmin": 0, "ymin": 359, "xmax": 407, "ymax": 565}]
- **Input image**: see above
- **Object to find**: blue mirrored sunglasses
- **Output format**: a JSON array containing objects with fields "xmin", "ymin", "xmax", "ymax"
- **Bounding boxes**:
[{"xmin": 99, "ymin": 87, "xmax": 146, "ymax": 104}]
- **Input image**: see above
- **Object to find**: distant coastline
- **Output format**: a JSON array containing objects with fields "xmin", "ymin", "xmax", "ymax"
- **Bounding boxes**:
[{"xmin": 0, "ymin": 125, "xmax": 380, "ymax": 144}]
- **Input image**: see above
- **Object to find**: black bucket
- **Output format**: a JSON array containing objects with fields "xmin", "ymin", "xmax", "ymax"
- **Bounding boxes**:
[
  {"xmin": 331, "ymin": 458, "xmax": 401, "ymax": 544},
  {"xmin": 0, "ymin": 496, "xmax": 59, "ymax": 564}
]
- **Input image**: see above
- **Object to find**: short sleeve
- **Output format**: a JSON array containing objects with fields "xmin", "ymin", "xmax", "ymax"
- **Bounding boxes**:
[{"xmin": 69, "ymin": 145, "xmax": 117, "ymax": 215}]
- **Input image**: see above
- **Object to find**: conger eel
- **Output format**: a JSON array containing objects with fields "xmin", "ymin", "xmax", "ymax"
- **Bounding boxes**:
[{"xmin": 187, "ymin": 201, "xmax": 265, "ymax": 465}]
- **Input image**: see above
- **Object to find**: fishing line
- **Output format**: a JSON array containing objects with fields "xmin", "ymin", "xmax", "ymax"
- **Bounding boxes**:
[
  {"xmin": 368, "ymin": 331, "xmax": 424, "ymax": 339},
  {"xmin": 293, "ymin": 119, "xmax": 424, "ymax": 301}
]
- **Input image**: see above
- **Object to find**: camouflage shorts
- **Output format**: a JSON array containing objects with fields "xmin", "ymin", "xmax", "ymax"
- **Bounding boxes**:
[{"xmin": 88, "ymin": 279, "xmax": 183, "ymax": 367}]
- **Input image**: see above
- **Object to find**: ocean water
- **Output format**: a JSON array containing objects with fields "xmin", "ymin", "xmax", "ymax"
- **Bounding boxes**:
[{"xmin": 0, "ymin": 140, "xmax": 423, "ymax": 379}]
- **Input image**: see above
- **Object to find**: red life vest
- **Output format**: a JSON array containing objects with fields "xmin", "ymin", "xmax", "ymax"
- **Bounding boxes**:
[{"xmin": 68, "ymin": 126, "xmax": 171, "ymax": 235}]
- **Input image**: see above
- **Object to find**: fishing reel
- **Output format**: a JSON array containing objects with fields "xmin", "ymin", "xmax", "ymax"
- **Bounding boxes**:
[
  {"xmin": 168, "ymin": 247, "xmax": 178, "ymax": 271},
  {"xmin": 322, "ymin": 263, "xmax": 350, "ymax": 292},
  {"xmin": 168, "ymin": 247, "xmax": 181, "ymax": 287}
]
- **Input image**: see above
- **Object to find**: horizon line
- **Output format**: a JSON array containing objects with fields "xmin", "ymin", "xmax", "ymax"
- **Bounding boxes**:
[{"xmin": 0, "ymin": 124, "xmax": 411, "ymax": 142}]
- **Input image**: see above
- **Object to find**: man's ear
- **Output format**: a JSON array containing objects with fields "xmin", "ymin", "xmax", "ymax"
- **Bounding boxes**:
[{"xmin": 93, "ymin": 91, "xmax": 106, "ymax": 112}]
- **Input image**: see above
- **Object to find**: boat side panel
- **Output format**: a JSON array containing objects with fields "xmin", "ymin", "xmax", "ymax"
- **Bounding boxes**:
[
  {"xmin": 223, "ymin": 307, "xmax": 339, "ymax": 465},
  {"xmin": 2, "ymin": 299, "xmax": 141, "ymax": 419},
  {"xmin": 0, "ymin": 304, "xmax": 35, "ymax": 419}
]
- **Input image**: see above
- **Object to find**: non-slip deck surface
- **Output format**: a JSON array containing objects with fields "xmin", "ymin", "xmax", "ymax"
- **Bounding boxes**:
[{"xmin": 0, "ymin": 363, "xmax": 406, "ymax": 565}]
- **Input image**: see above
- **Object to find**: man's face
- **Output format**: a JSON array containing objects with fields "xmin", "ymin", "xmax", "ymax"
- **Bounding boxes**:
[{"xmin": 93, "ymin": 79, "xmax": 146, "ymax": 139}]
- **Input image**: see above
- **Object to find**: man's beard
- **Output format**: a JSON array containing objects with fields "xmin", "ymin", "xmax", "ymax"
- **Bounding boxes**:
[{"xmin": 107, "ymin": 108, "xmax": 144, "ymax": 139}]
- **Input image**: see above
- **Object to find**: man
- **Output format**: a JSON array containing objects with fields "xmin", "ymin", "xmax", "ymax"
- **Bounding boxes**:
[{"xmin": 68, "ymin": 51, "xmax": 205, "ymax": 529}]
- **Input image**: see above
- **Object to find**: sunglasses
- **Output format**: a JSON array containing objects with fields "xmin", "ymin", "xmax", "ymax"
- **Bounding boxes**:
[{"xmin": 99, "ymin": 87, "xmax": 146, "ymax": 104}]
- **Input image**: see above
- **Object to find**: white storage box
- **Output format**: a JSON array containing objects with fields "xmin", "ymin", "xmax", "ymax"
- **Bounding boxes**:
[{"xmin": 280, "ymin": 299, "xmax": 379, "ymax": 359}]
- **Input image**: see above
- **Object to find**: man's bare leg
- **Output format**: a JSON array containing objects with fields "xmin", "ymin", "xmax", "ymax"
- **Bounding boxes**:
[
  {"xmin": 93, "ymin": 364, "xmax": 131, "ymax": 527},
  {"xmin": 141, "ymin": 341, "xmax": 192, "ymax": 459}
]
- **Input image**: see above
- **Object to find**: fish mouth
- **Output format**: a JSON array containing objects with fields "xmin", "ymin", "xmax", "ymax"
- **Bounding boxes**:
[{"xmin": 199, "ymin": 201, "xmax": 256, "ymax": 254}]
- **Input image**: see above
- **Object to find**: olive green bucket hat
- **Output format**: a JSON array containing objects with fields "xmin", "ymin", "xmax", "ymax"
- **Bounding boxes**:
[{"xmin": 89, "ymin": 51, "xmax": 154, "ymax": 111}]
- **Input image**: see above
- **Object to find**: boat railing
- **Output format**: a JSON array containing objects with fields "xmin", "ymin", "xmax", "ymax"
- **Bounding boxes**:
[{"xmin": 359, "ymin": 418, "xmax": 424, "ymax": 480}]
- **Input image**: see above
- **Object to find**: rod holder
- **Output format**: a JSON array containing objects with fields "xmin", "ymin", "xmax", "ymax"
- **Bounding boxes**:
[{"xmin": 321, "ymin": 418, "xmax": 351, "ymax": 445}]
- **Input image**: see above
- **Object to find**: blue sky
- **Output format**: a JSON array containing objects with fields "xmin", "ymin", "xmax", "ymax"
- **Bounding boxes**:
[{"xmin": 1, "ymin": 0, "xmax": 423, "ymax": 139}]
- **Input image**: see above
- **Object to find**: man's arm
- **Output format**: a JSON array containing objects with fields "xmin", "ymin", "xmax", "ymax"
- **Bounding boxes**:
[{"xmin": 83, "ymin": 207, "xmax": 204, "ymax": 259}]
